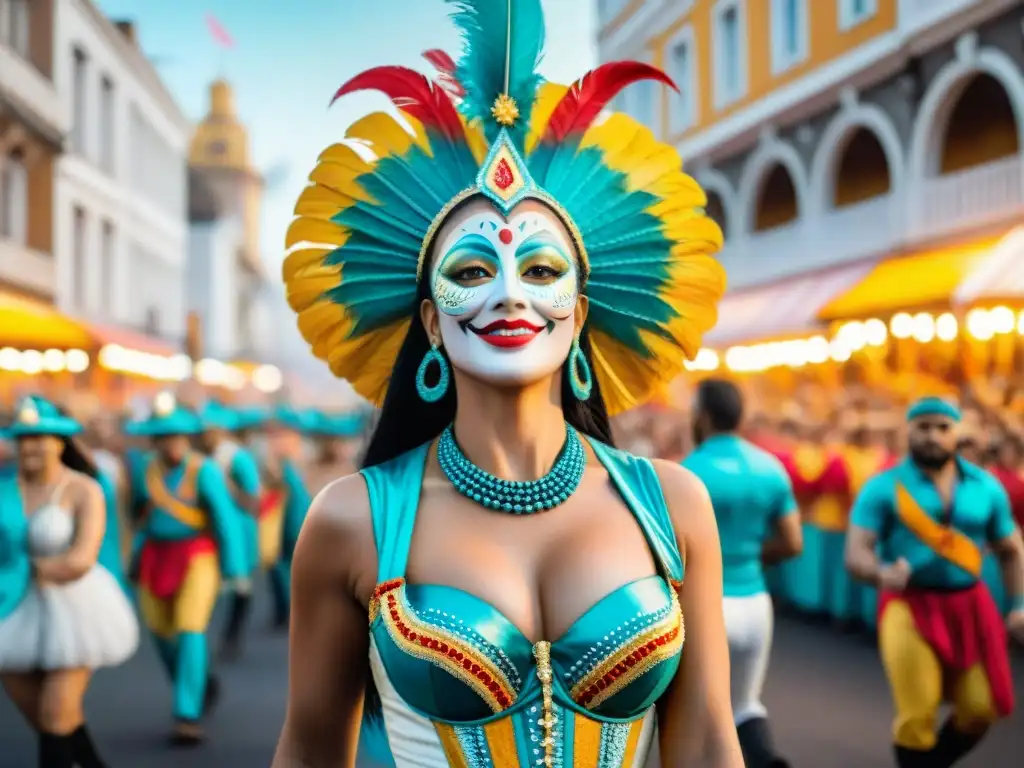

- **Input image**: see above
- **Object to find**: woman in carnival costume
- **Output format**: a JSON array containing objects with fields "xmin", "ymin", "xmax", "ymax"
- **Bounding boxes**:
[
  {"xmin": 197, "ymin": 401, "xmax": 263, "ymax": 661},
  {"xmin": 258, "ymin": 404, "xmax": 312, "ymax": 631},
  {"xmin": 0, "ymin": 396, "xmax": 138, "ymax": 768},
  {"xmin": 272, "ymin": 2, "xmax": 740, "ymax": 766},
  {"xmin": 126, "ymin": 392, "xmax": 248, "ymax": 746}
]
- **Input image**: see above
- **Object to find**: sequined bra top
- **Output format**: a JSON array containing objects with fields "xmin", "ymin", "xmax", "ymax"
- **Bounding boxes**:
[{"xmin": 361, "ymin": 438, "xmax": 685, "ymax": 768}]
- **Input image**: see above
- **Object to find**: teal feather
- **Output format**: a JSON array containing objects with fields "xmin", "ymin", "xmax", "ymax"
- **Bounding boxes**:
[
  {"xmin": 446, "ymin": 0, "xmax": 545, "ymax": 146},
  {"xmin": 326, "ymin": 134, "xmax": 474, "ymax": 335}
]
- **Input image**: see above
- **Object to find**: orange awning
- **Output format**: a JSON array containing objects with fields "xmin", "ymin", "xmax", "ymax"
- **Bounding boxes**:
[
  {"xmin": 86, "ymin": 322, "xmax": 180, "ymax": 356},
  {"xmin": 0, "ymin": 290, "xmax": 93, "ymax": 349},
  {"xmin": 818, "ymin": 236, "xmax": 1003, "ymax": 322},
  {"xmin": 705, "ymin": 260, "xmax": 878, "ymax": 346}
]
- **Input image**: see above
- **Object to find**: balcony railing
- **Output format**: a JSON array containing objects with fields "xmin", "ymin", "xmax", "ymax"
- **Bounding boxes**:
[
  {"xmin": 716, "ymin": 156, "xmax": 1024, "ymax": 289},
  {"xmin": 0, "ymin": 44, "xmax": 68, "ymax": 137}
]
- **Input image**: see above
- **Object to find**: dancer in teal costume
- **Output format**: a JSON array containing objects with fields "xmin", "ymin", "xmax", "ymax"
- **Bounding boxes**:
[
  {"xmin": 0, "ymin": 396, "xmax": 138, "ymax": 768},
  {"xmin": 198, "ymin": 401, "xmax": 263, "ymax": 660},
  {"xmin": 126, "ymin": 393, "xmax": 248, "ymax": 745}
]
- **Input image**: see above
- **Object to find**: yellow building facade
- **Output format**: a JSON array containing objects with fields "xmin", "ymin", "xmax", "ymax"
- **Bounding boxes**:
[{"xmin": 597, "ymin": 0, "xmax": 1024, "ymax": 377}]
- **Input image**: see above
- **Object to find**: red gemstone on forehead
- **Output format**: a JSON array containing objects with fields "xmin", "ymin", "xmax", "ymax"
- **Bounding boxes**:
[
  {"xmin": 498, "ymin": 228, "xmax": 513, "ymax": 244},
  {"xmin": 493, "ymin": 158, "xmax": 514, "ymax": 190}
]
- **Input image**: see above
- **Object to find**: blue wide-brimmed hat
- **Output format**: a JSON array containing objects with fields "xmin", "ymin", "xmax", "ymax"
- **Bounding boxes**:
[
  {"xmin": 124, "ymin": 392, "xmax": 203, "ymax": 437},
  {"xmin": 7, "ymin": 395, "xmax": 82, "ymax": 438},
  {"xmin": 312, "ymin": 410, "xmax": 366, "ymax": 438},
  {"xmin": 199, "ymin": 400, "xmax": 238, "ymax": 432},
  {"xmin": 233, "ymin": 406, "xmax": 267, "ymax": 432},
  {"xmin": 268, "ymin": 404, "xmax": 312, "ymax": 433}
]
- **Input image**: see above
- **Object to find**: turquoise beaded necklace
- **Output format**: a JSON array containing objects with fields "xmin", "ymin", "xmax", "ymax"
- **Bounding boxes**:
[{"xmin": 437, "ymin": 424, "xmax": 586, "ymax": 513}]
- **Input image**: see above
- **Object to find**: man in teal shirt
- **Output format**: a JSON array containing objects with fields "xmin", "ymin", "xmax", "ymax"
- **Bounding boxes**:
[
  {"xmin": 846, "ymin": 397, "xmax": 1024, "ymax": 768},
  {"xmin": 684, "ymin": 379, "xmax": 802, "ymax": 768}
]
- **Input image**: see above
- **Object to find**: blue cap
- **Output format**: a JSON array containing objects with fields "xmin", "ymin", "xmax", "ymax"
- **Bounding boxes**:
[
  {"xmin": 6, "ymin": 396, "xmax": 82, "ymax": 438},
  {"xmin": 906, "ymin": 396, "xmax": 961, "ymax": 423}
]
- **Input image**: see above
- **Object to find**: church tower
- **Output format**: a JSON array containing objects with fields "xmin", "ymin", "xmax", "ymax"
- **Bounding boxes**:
[{"xmin": 189, "ymin": 79, "xmax": 262, "ymax": 273}]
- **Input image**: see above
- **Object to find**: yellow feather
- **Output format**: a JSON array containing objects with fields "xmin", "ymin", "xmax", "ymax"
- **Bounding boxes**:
[
  {"xmin": 286, "ymin": 272, "xmax": 339, "ymax": 312},
  {"xmin": 295, "ymin": 184, "xmax": 359, "ymax": 219},
  {"xmin": 461, "ymin": 116, "xmax": 489, "ymax": 163},
  {"xmin": 347, "ymin": 112, "xmax": 415, "ymax": 158},
  {"xmin": 282, "ymin": 247, "xmax": 334, "ymax": 282},
  {"xmin": 317, "ymin": 143, "xmax": 373, "ymax": 174},
  {"xmin": 285, "ymin": 217, "xmax": 347, "ymax": 250},
  {"xmin": 308, "ymin": 164, "xmax": 375, "ymax": 205},
  {"xmin": 525, "ymin": 82, "xmax": 570, "ymax": 154},
  {"xmin": 397, "ymin": 112, "xmax": 433, "ymax": 154}
]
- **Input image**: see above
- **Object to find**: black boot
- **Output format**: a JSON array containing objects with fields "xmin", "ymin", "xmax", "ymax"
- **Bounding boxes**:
[
  {"xmin": 931, "ymin": 719, "xmax": 985, "ymax": 767},
  {"xmin": 220, "ymin": 591, "xmax": 251, "ymax": 661},
  {"xmin": 737, "ymin": 717, "xmax": 789, "ymax": 768},
  {"xmin": 69, "ymin": 725, "xmax": 108, "ymax": 768},
  {"xmin": 38, "ymin": 732, "xmax": 75, "ymax": 768},
  {"xmin": 894, "ymin": 744, "xmax": 935, "ymax": 768}
]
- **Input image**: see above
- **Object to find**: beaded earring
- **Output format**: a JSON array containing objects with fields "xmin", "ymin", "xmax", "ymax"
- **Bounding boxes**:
[
  {"xmin": 416, "ymin": 343, "xmax": 450, "ymax": 403},
  {"xmin": 568, "ymin": 334, "xmax": 592, "ymax": 401}
]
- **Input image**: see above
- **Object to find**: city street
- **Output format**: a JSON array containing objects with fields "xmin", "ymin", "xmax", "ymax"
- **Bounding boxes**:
[{"xmin": 1, "ymin": 589, "xmax": 1021, "ymax": 767}]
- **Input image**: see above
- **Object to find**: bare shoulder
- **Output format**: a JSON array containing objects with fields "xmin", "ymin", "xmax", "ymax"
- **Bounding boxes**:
[
  {"xmin": 296, "ymin": 472, "xmax": 378, "ymax": 603},
  {"xmin": 649, "ymin": 459, "xmax": 717, "ymax": 550},
  {"xmin": 67, "ymin": 469, "xmax": 104, "ymax": 505}
]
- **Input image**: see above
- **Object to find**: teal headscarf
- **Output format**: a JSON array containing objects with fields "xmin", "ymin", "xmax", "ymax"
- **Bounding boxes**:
[
  {"xmin": 199, "ymin": 400, "xmax": 238, "ymax": 432},
  {"xmin": 906, "ymin": 397, "xmax": 962, "ymax": 423}
]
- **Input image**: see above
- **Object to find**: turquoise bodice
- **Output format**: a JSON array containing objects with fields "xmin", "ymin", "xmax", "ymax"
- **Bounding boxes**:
[{"xmin": 362, "ymin": 439, "xmax": 684, "ymax": 768}]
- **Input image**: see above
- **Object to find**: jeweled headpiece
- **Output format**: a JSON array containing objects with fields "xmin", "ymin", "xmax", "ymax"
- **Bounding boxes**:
[{"xmin": 284, "ymin": 0, "xmax": 726, "ymax": 415}]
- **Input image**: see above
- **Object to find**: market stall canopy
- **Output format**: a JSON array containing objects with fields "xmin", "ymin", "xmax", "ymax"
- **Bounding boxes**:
[
  {"xmin": 817, "ymin": 235, "xmax": 1004, "ymax": 322},
  {"xmin": 704, "ymin": 260, "xmax": 879, "ymax": 347},
  {"xmin": 952, "ymin": 227, "xmax": 1024, "ymax": 306},
  {"xmin": 0, "ymin": 290, "xmax": 93, "ymax": 349}
]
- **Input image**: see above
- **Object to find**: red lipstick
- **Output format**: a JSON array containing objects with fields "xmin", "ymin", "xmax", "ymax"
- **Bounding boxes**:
[{"xmin": 471, "ymin": 318, "xmax": 544, "ymax": 348}]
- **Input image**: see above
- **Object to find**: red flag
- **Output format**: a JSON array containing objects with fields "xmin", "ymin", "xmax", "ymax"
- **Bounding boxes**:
[{"xmin": 205, "ymin": 13, "xmax": 234, "ymax": 48}]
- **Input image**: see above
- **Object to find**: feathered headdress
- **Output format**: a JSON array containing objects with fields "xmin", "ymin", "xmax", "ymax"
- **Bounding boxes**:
[{"xmin": 284, "ymin": 0, "xmax": 726, "ymax": 415}]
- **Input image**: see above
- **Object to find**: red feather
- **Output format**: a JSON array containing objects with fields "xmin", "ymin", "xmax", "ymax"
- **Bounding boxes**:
[
  {"xmin": 422, "ymin": 49, "xmax": 456, "ymax": 75},
  {"xmin": 331, "ymin": 65, "xmax": 464, "ymax": 140},
  {"xmin": 422, "ymin": 49, "xmax": 466, "ymax": 98},
  {"xmin": 541, "ymin": 61, "xmax": 678, "ymax": 144}
]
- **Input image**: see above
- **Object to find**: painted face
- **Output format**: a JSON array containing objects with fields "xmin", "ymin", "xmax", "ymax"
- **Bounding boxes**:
[{"xmin": 430, "ymin": 206, "xmax": 580, "ymax": 386}]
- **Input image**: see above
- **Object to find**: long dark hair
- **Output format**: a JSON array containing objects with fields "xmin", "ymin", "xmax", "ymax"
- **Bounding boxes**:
[{"xmin": 55, "ymin": 406, "xmax": 100, "ymax": 480}]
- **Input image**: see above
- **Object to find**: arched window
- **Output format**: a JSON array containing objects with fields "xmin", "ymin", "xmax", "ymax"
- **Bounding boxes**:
[
  {"xmin": 704, "ymin": 191, "xmax": 728, "ymax": 234},
  {"xmin": 833, "ymin": 127, "xmax": 891, "ymax": 208},
  {"xmin": 940, "ymin": 74, "xmax": 1019, "ymax": 174},
  {"xmin": 754, "ymin": 163, "xmax": 798, "ymax": 231}
]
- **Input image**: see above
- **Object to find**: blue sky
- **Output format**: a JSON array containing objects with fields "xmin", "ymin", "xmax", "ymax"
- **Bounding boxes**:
[{"xmin": 95, "ymin": 0, "xmax": 597, "ymax": 271}]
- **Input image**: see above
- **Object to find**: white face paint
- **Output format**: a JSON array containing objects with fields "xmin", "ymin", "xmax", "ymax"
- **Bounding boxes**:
[{"xmin": 430, "ymin": 205, "xmax": 580, "ymax": 386}]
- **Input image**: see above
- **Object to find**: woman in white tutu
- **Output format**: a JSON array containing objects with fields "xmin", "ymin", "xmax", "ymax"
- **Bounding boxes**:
[{"xmin": 0, "ymin": 395, "xmax": 139, "ymax": 768}]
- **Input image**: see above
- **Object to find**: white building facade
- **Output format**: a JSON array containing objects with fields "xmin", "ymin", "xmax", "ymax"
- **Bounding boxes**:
[{"xmin": 53, "ymin": 2, "xmax": 190, "ymax": 340}]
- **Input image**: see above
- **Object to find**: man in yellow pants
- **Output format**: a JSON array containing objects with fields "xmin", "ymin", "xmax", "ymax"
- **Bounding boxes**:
[
  {"xmin": 127, "ymin": 393, "xmax": 248, "ymax": 746},
  {"xmin": 846, "ymin": 397, "xmax": 1024, "ymax": 767}
]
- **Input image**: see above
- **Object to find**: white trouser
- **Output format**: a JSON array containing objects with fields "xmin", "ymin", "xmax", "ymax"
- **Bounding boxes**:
[{"xmin": 723, "ymin": 592, "xmax": 774, "ymax": 726}]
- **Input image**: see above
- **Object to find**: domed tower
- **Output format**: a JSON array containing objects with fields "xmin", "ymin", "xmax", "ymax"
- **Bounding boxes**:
[{"xmin": 189, "ymin": 79, "xmax": 262, "ymax": 273}]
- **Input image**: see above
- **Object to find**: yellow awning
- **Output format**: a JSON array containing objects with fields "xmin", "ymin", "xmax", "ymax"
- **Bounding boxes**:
[
  {"xmin": 0, "ymin": 290, "xmax": 93, "ymax": 349},
  {"xmin": 817, "ymin": 237, "xmax": 1003, "ymax": 321}
]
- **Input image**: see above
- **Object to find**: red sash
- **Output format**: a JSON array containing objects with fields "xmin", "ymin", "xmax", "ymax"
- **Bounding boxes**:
[
  {"xmin": 137, "ymin": 536, "xmax": 216, "ymax": 600},
  {"xmin": 259, "ymin": 489, "xmax": 284, "ymax": 519},
  {"xmin": 879, "ymin": 584, "xmax": 1014, "ymax": 717}
]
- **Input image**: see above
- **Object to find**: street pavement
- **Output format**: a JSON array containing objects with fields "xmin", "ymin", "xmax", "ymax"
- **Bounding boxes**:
[{"xmin": 1, "ymin": 592, "xmax": 1021, "ymax": 766}]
